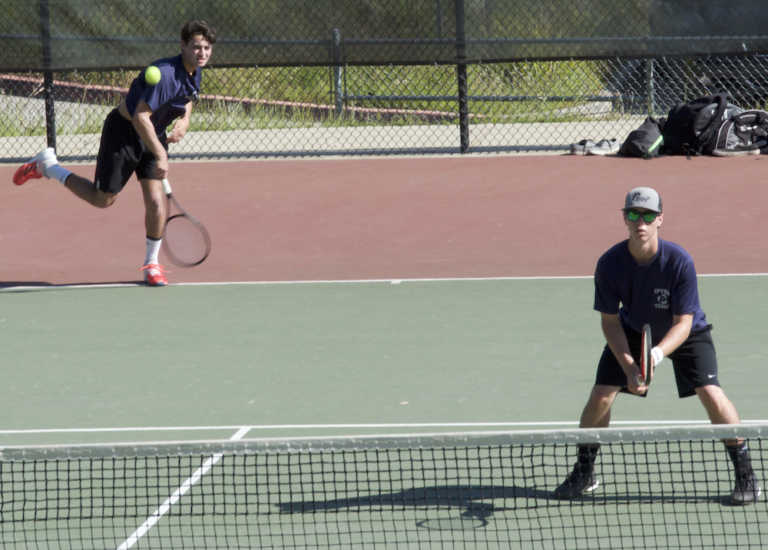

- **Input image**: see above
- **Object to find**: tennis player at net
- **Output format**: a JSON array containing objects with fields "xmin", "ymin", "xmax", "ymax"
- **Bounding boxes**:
[
  {"xmin": 554, "ymin": 186, "xmax": 760, "ymax": 505},
  {"xmin": 12, "ymin": 20, "xmax": 216, "ymax": 287}
]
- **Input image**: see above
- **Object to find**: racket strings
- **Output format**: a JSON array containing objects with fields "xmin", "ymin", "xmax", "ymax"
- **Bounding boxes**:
[{"xmin": 163, "ymin": 214, "xmax": 210, "ymax": 267}]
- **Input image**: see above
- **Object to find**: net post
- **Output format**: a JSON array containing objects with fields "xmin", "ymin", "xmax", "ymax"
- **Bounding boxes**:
[
  {"xmin": 454, "ymin": 0, "xmax": 469, "ymax": 153},
  {"xmin": 39, "ymin": 0, "xmax": 56, "ymax": 151}
]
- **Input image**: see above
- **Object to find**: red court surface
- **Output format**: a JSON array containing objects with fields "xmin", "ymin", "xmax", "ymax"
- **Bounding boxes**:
[{"xmin": 1, "ymin": 154, "xmax": 766, "ymax": 286}]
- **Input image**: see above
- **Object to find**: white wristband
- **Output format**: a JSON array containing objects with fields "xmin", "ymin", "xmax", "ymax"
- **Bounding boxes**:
[{"xmin": 651, "ymin": 346, "xmax": 664, "ymax": 365}]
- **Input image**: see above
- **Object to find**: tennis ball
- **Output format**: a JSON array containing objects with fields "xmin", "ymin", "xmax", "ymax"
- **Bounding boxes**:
[{"xmin": 144, "ymin": 65, "xmax": 161, "ymax": 86}]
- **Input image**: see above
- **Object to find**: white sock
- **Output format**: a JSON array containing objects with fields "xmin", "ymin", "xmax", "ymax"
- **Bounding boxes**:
[
  {"xmin": 46, "ymin": 164, "xmax": 72, "ymax": 184},
  {"xmin": 145, "ymin": 237, "xmax": 162, "ymax": 266}
]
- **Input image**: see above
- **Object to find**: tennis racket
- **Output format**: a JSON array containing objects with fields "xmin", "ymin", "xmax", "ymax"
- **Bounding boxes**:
[
  {"xmin": 639, "ymin": 323, "xmax": 653, "ymax": 387},
  {"xmin": 161, "ymin": 178, "xmax": 211, "ymax": 267}
]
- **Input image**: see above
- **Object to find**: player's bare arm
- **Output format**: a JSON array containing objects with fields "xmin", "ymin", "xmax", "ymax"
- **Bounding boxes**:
[
  {"xmin": 655, "ymin": 313, "xmax": 693, "ymax": 359},
  {"xmin": 167, "ymin": 102, "xmax": 193, "ymax": 144}
]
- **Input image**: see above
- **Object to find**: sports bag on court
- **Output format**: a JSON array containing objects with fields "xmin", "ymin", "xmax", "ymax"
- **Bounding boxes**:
[
  {"xmin": 661, "ymin": 93, "xmax": 732, "ymax": 155},
  {"xmin": 710, "ymin": 109, "xmax": 768, "ymax": 155},
  {"xmin": 661, "ymin": 93, "xmax": 766, "ymax": 156},
  {"xmin": 619, "ymin": 117, "xmax": 665, "ymax": 158}
]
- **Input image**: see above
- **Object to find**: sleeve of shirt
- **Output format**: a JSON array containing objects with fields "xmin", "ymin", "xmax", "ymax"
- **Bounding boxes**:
[
  {"xmin": 594, "ymin": 256, "xmax": 620, "ymax": 314},
  {"xmin": 672, "ymin": 254, "xmax": 701, "ymax": 315},
  {"xmin": 139, "ymin": 67, "xmax": 175, "ymax": 112}
]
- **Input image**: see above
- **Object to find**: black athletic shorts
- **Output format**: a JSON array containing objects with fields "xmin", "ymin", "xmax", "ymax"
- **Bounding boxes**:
[
  {"xmin": 94, "ymin": 109, "xmax": 167, "ymax": 194},
  {"xmin": 595, "ymin": 324, "xmax": 719, "ymax": 398}
]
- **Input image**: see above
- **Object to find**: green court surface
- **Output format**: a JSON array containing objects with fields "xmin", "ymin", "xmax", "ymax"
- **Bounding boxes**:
[
  {"xmin": 2, "ymin": 276, "xmax": 768, "ymax": 549},
  {"xmin": 2, "ymin": 275, "xmax": 767, "ymax": 445}
]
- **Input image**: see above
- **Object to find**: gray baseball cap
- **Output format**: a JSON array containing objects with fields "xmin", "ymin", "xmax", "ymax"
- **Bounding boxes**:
[{"xmin": 624, "ymin": 186, "xmax": 662, "ymax": 213}]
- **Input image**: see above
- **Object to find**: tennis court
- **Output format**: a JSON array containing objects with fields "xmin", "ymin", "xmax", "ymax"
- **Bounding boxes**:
[
  {"xmin": 1, "ymin": 155, "xmax": 768, "ymax": 547},
  {"xmin": 2, "ymin": 275, "xmax": 768, "ymax": 439}
]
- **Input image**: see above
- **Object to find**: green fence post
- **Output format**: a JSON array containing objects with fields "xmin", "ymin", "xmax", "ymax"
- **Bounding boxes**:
[
  {"xmin": 455, "ymin": 0, "xmax": 469, "ymax": 153},
  {"xmin": 332, "ymin": 28, "xmax": 343, "ymax": 116},
  {"xmin": 39, "ymin": 0, "xmax": 56, "ymax": 150},
  {"xmin": 645, "ymin": 58, "xmax": 656, "ymax": 115}
]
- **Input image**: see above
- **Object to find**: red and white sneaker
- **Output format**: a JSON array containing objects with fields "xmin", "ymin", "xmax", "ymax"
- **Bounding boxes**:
[
  {"xmin": 142, "ymin": 264, "xmax": 168, "ymax": 287},
  {"xmin": 13, "ymin": 147, "xmax": 58, "ymax": 185}
]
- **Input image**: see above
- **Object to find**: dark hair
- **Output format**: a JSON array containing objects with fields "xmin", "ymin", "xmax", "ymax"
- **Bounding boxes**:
[{"xmin": 181, "ymin": 20, "xmax": 217, "ymax": 44}]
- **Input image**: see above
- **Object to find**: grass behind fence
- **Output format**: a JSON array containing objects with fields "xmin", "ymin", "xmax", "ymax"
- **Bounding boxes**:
[{"xmin": 0, "ymin": 60, "xmax": 610, "ymax": 138}]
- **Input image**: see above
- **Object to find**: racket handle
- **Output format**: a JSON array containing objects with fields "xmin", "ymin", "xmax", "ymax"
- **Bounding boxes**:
[{"xmin": 161, "ymin": 178, "xmax": 172, "ymax": 196}]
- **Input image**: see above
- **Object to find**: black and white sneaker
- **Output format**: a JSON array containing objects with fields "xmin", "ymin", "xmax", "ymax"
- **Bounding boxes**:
[
  {"xmin": 587, "ymin": 138, "xmax": 620, "ymax": 156},
  {"xmin": 569, "ymin": 139, "xmax": 596, "ymax": 155},
  {"xmin": 553, "ymin": 468, "xmax": 600, "ymax": 499},
  {"xmin": 731, "ymin": 469, "xmax": 761, "ymax": 505}
]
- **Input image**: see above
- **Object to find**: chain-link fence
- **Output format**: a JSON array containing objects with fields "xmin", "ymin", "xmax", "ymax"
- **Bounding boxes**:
[{"xmin": 2, "ymin": 0, "xmax": 768, "ymax": 161}]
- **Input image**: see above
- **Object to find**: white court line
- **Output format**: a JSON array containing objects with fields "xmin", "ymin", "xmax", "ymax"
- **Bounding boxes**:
[
  {"xmin": 4, "ymin": 419, "xmax": 768, "ymax": 436},
  {"xmin": 0, "ymin": 276, "xmax": 593, "ymax": 293},
  {"xmin": 1, "ymin": 272, "xmax": 767, "ymax": 292},
  {"xmin": 115, "ymin": 426, "xmax": 251, "ymax": 550}
]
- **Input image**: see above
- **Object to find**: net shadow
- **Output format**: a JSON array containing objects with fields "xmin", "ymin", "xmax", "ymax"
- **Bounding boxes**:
[{"xmin": 275, "ymin": 482, "xmax": 728, "ymax": 518}]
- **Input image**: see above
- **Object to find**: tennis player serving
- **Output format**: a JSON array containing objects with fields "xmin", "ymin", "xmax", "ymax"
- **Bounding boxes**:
[
  {"xmin": 12, "ymin": 20, "xmax": 216, "ymax": 286},
  {"xmin": 553, "ymin": 186, "xmax": 760, "ymax": 505}
]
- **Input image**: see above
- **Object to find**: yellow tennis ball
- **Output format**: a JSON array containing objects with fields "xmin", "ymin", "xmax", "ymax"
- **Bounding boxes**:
[{"xmin": 144, "ymin": 65, "xmax": 161, "ymax": 86}]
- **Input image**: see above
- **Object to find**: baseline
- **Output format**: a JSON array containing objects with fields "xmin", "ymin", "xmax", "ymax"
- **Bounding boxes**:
[{"xmin": 1, "ymin": 271, "xmax": 767, "ymax": 293}]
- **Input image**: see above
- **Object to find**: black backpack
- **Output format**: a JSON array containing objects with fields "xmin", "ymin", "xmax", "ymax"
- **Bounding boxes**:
[
  {"xmin": 661, "ymin": 93, "xmax": 736, "ymax": 156},
  {"xmin": 619, "ymin": 117, "xmax": 665, "ymax": 158}
]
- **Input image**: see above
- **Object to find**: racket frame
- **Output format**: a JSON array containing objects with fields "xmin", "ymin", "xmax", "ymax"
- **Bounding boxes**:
[
  {"xmin": 640, "ymin": 323, "xmax": 652, "ymax": 386},
  {"xmin": 161, "ymin": 179, "xmax": 211, "ymax": 267}
]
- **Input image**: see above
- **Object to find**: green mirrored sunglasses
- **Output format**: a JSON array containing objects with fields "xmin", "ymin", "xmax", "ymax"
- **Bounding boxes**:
[{"xmin": 625, "ymin": 209, "xmax": 659, "ymax": 223}]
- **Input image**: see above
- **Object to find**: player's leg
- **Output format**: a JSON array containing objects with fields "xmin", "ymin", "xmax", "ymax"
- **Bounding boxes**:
[
  {"xmin": 554, "ymin": 346, "xmax": 624, "ymax": 499},
  {"xmin": 553, "ymin": 384, "xmax": 619, "ymax": 499},
  {"xmin": 13, "ymin": 147, "xmax": 64, "ymax": 185},
  {"xmin": 579, "ymin": 384, "xmax": 619, "ymax": 428},
  {"xmin": 14, "ymin": 110, "xmax": 132, "ymax": 209},
  {"xmin": 582, "ymin": 344, "xmax": 628, "ymax": 428},
  {"xmin": 137, "ymin": 149, "xmax": 168, "ymax": 286},
  {"xmin": 673, "ymin": 329, "xmax": 760, "ymax": 504},
  {"xmin": 555, "ymin": 384, "xmax": 619, "ymax": 497},
  {"xmin": 138, "ymin": 179, "xmax": 167, "ymax": 286},
  {"xmin": 13, "ymin": 147, "xmax": 116, "ymax": 206},
  {"xmin": 696, "ymin": 385, "xmax": 760, "ymax": 504},
  {"xmin": 139, "ymin": 178, "xmax": 166, "ymax": 240},
  {"xmin": 696, "ymin": 385, "xmax": 740, "ymax": 425},
  {"xmin": 695, "ymin": 384, "xmax": 760, "ymax": 504},
  {"xmin": 64, "ymin": 173, "xmax": 118, "ymax": 208}
]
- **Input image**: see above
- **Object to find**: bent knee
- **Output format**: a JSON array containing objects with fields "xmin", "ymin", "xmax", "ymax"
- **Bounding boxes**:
[
  {"xmin": 94, "ymin": 192, "xmax": 117, "ymax": 208},
  {"xmin": 695, "ymin": 384, "xmax": 726, "ymax": 400},
  {"xmin": 143, "ymin": 195, "xmax": 164, "ymax": 213}
]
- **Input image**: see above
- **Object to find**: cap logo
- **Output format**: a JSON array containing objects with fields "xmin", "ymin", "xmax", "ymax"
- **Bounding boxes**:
[{"xmin": 625, "ymin": 187, "xmax": 661, "ymax": 212}]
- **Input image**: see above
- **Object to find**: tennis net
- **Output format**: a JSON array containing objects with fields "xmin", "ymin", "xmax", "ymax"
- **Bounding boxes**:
[{"xmin": 1, "ymin": 424, "xmax": 766, "ymax": 549}]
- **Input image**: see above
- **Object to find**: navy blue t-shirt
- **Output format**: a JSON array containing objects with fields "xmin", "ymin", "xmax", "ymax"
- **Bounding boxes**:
[
  {"xmin": 594, "ymin": 239, "xmax": 709, "ymax": 339},
  {"xmin": 125, "ymin": 54, "xmax": 201, "ymax": 138}
]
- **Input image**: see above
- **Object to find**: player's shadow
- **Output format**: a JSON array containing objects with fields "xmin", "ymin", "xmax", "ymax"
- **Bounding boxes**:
[
  {"xmin": 277, "ymin": 483, "xmax": 730, "ymax": 521},
  {"xmin": 0, "ymin": 281, "xmax": 143, "ymax": 292},
  {"xmin": 277, "ymin": 484, "xmax": 546, "ymax": 528}
]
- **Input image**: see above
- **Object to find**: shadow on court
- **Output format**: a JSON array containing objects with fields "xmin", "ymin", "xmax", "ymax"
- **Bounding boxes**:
[
  {"xmin": 0, "ymin": 280, "xmax": 142, "ymax": 290},
  {"xmin": 275, "ymin": 483, "xmax": 730, "ymax": 520}
]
